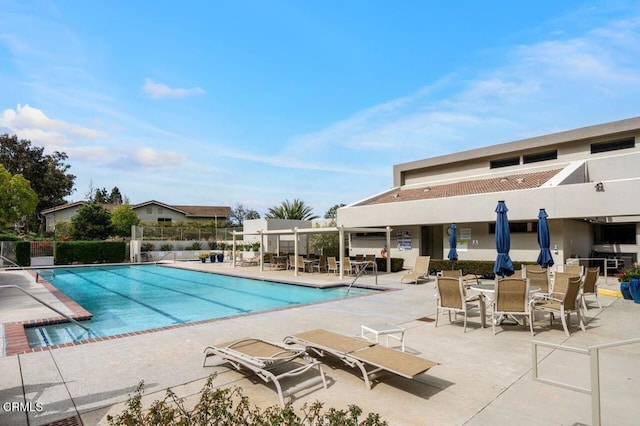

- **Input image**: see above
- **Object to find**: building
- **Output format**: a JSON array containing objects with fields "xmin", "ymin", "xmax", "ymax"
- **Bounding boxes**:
[
  {"xmin": 338, "ymin": 116, "xmax": 640, "ymax": 272},
  {"xmin": 41, "ymin": 200, "xmax": 231, "ymax": 232}
]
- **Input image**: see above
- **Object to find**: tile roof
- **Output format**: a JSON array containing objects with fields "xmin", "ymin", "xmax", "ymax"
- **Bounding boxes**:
[
  {"xmin": 360, "ymin": 169, "xmax": 562, "ymax": 206},
  {"xmin": 173, "ymin": 205, "xmax": 232, "ymax": 217}
]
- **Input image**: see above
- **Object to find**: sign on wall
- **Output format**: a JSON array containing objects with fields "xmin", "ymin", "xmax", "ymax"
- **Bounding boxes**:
[{"xmin": 397, "ymin": 230, "xmax": 412, "ymax": 251}]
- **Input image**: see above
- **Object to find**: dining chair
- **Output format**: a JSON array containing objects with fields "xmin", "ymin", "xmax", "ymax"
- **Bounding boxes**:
[
  {"xmin": 562, "ymin": 264, "xmax": 584, "ymax": 277},
  {"xmin": 441, "ymin": 269, "xmax": 462, "ymax": 278},
  {"xmin": 580, "ymin": 267, "xmax": 601, "ymax": 311},
  {"xmin": 327, "ymin": 257, "xmax": 339, "ymax": 275},
  {"xmin": 365, "ymin": 254, "xmax": 376, "ymax": 273},
  {"xmin": 491, "ymin": 277, "xmax": 534, "ymax": 336},
  {"xmin": 533, "ymin": 275, "xmax": 585, "ymax": 337},
  {"xmin": 435, "ymin": 276, "xmax": 484, "ymax": 332},
  {"xmin": 342, "ymin": 257, "xmax": 355, "ymax": 276},
  {"xmin": 355, "ymin": 254, "xmax": 364, "ymax": 262},
  {"xmin": 523, "ymin": 266, "xmax": 550, "ymax": 298},
  {"xmin": 313, "ymin": 255, "xmax": 327, "ymax": 273}
]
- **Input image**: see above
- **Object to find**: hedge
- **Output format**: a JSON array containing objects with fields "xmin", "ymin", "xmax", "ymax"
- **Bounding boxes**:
[
  {"xmin": 55, "ymin": 241, "xmax": 127, "ymax": 264},
  {"xmin": 429, "ymin": 259, "xmax": 538, "ymax": 279},
  {"xmin": 15, "ymin": 241, "xmax": 31, "ymax": 267},
  {"xmin": 374, "ymin": 257, "xmax": 405, "ymax": 272}
]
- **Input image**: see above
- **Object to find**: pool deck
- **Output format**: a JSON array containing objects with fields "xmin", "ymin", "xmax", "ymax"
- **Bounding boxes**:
[{"xmin": 1, "ymin": 262, "xmax": 639, "ymax": 425}]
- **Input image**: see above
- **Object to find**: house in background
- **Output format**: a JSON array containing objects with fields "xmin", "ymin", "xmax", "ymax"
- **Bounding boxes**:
[
  {"xmin": 41, "ymin": 200, "xmax": 231, "ymax": 232},
  {"xmin": 338, "ymin": 116, "xmax": 640, "ymax": 272}
]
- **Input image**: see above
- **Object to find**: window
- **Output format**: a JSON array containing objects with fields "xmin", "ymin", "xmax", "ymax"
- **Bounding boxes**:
[
  {"xmin": 523, "ymin": 150, "xmax": 557, "ymax": 164},
  {"xmin": 593, "ymin": 224, "xmax": 636, "ymax": 244},
  {"xmin": 157, "ymin": 207, "xmax": 164, "ymax": 213},
  {"xmin": 489, "ymin": 222, "xmax": 536, "ymax": 234},
  {"xmin": 157, "ymin": 218, "xmax": 172, "ymax": 224},
  {"xmin": 590, "ymin": 137, "xmax": 635, "ymax": 154},
  {"xmin": 490, "ymin": 156, "xmax": 520, "ymax": 169},
  {"xmin": 146, "ymin": 207, "xmax": 152, "ymax": 214}
]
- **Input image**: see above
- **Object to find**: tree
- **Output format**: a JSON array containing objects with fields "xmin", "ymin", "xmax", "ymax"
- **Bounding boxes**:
[
  {"xmin": 0, "ymin": 164, "xmax": 38, "ymax": 230},
  {"xmin": 230, "ymin": 203, "xmax": 260, "ymax": 226},
  {"xmin": 108, "ymin": 187, "xmax": 123, "ymax": 205},
  {"xmin": 265, "ymin": 199, "xmax": 318, "ymax": 220},
  {"xmin": 0, "ymin": 134, "xmax": 75, "ymax": 217},
  {"xmin": 71, "ymin": 203, "xmax": 113, "ymax": 240},
  {"xmin": 111, "ymin": 204, "xmax": 140, "ymax": 238},
  {"xmin": 325, "ymin": 203, "xmax": 346, "ymax": 219}
]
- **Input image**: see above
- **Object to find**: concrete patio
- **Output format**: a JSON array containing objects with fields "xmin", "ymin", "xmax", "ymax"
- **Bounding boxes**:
[{"xmin": 1, "ymin": 262, "xmax": 639, "ymax": 425}]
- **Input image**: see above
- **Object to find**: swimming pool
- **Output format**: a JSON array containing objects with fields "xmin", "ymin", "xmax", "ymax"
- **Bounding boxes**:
[{"xmin": 26, "ymin": 265, "xmax": 375, "ymax": 348}]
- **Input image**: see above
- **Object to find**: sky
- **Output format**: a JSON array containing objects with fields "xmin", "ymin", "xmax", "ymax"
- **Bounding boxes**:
[{"xmin": 1, "ymin": 1, "xmax": 639, "ymax": 218}]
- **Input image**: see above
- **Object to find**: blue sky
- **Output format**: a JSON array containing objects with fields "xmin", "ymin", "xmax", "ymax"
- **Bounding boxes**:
[{"xmin": 1, "ymin": 1, "xmax": 639, "ymax": 218}]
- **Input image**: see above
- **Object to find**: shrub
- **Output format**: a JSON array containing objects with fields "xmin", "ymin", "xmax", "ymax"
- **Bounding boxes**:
[
  {"xmin": 107, "ymin": 375, "xmax": 388, "ymax": 426},
  {"xmin": 375, "ymin": 257, "xmax": 404, "ymax": 272},
  {"xmin": 428, "ymin": 259, "xmax": 537, "ymax": 279},
  {"xmin": 185, "ymin": 242, "xmax": 202, "ymax": 250},
  {"xmin": 159, "ymin": 244, "xmax": 173, "ymax": 251},
  {"xmin": 0, "ymin": 233, "xmax": 21, "ymax": 241},
  {"xmin": 141, "ymin": 243, "xmax": 154, "ymax": 252},
  {"xmin": 55, "ymin": 241, "xmax": 126, "ymax": 264},
  {"xmin": 208, "ymin": 240, "xmax": 219, "ymax": 250},
  {"xmin": 15, "ymin": 241, "xmax": 31, "ymax": 266}
]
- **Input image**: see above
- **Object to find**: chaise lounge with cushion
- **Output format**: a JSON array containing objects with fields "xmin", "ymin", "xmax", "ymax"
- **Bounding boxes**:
[
  {"xmin": 284, "ymin": 329, "xmax": 438, "ymax": 390},
  {"xmin": 203, "ymin": 337, "xmax": 327, "ymax": 406}
]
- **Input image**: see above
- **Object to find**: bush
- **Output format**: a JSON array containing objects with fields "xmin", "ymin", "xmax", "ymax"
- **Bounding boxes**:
[
  {"xmin": 159, "ymin": 244, "xmax": 173, "ymax": 251},
  {"xmin": 141, "ymin": 242, "xmax": 154, "ymax": 252},
  {"xmin": 15, "ymin": 241, "xmax": 31, "ymax": 267},
  {"xmin": 185, "ymin": 242, "xmax": 202, "ymax": 250},
  {"xmin": 107, "ymin": 375, "xmax": 388, "ymax": 426},
  {"xmin": 428, "ymin": 259, "xmax": 537, "ymax": 279},
  {"xmin": 0, "ymin": 233, "xmax": 21, "ymax": 241},
  {"xmin": 374, "ymin": 257, "xmax": 404, "ymax": 272},
  {"xmin": 55, "ymin": 241, "xmax": 127, "ymax": 264}
]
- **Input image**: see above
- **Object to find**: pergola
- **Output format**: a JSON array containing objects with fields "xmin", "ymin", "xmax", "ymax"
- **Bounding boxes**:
[{"xmin": 232, "ymin": 226, "xmax": 392, "ymax": 279}]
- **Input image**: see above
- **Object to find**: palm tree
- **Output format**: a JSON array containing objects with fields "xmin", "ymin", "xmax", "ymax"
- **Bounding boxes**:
[{"xmin": 265, "ymin": 199, "xmax": 318, "ymax": 220}]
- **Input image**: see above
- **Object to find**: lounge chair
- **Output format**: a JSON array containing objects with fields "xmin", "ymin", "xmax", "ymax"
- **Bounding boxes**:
[
  {"xmin": 235, "ymin": 252, "xmax": 260, "ymax": 267},
  {"xmin": 203, "ymin": 338, "xmax": 327, "ymax": 407},
  {"xmin": 284, "ymin": 329, "xmax": 438, "ymax": 390},
  {"xmin": 400, "ymin": 256, "xmax": 431, "ymax": 284}
]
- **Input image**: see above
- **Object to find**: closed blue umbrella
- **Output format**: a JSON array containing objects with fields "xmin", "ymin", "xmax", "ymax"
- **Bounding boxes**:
[
  {"xmin": 536, "ymin": 208, "xmax": 554, "ymax": 268},
  {"xmin": 447, "ymin": 223, "xmax": 458, "ymax": 266},
  {"xmin": 494, "ymin": 201, "xmax": 514, "ymax": 277}
]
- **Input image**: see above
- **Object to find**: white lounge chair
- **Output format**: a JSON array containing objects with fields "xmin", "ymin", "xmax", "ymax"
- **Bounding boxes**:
[
  {"xmin": 203, "ymin": 338, "xmax": 327, "ymax": 407},
  {"xmin": 400, "ymin": 256, "xmax": 431, "ymax": 284}
]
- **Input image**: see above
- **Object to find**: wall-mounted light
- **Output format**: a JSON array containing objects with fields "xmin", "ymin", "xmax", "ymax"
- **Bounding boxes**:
[
  {"xmin": 553, "ymin": 244, "xmax": 558, "ymax": 254},
  {"xmin": 594, "ymin": 182, "xmax": 604, "ymax": 192}
]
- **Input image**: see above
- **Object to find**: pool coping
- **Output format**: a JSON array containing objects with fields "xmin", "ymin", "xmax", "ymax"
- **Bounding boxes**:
[{"xmin": 3, "ymin": 265, "xmax": 392, "ymax": 356}]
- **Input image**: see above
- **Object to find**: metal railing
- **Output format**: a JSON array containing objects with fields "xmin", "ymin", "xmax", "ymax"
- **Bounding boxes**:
[
  {"xmin": 347, "ymin": 261, "xmax": 378, "ymax": 295},
  {"xmin": 0, "ymin": 285, "xmax": 91, "ymax": 332},
  {"xmin": 532, "ymin": 337, "xmax": 640, "ymax": 426}
]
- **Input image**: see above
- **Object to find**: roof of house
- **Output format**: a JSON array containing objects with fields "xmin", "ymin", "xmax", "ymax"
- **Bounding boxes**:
[
  {"xmin": 359, "ymin": 168, "xmax": 562, "ymax": 206},
  {"xmin": 41, "ymin": 200, "xmax": 231, "ymax": 217}
]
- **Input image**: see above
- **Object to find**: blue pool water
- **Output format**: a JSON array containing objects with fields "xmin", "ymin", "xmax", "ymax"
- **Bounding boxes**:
[{"xmin": 26, "ymin": 265, "xmax": 374, "ymax": 348}]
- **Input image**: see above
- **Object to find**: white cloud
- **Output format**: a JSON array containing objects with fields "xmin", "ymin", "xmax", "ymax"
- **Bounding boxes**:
[
  {"xmin": 134, "ymin": 147, "xmax": 186, "ymax": 167},
  {"xmin": 0, "ymin": 104, "xmax": 109, "ymax": 151},
  {"xmin": 143, "ymin": 79, "xmax": 205, "ymax": 99}
]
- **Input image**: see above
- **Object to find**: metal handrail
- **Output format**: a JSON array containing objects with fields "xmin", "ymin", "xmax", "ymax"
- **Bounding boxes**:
[
  {"xmin": 532, "ymin": 337, "xmax": 640, "ymax": 426},
  {"xmin": 0, "ymin": 254, "xmax": 21, "ymax": 269},
  {"xmin": 155, "ymin": 251, "xmax": 176, "ymax": 264},
  {"xmin": 0, "ymin": 284, "xmax": 91, "ymax": 332},
  {"xmin": 347, "ymin": 261, "xmax": 378, "ymax": 295}
]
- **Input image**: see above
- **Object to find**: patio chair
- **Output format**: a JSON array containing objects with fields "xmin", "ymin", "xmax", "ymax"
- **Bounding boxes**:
[
  {"xmin": 440, "ymin": 269, "xmax": 462, "ymax": 278},
  {"xmin": 491, "ymin": 277, "xmax": 534, "ymax": 335},
  {"xmin": 284, "ymin": 329, "xmax": 438, "ymax": 390},
  {"xmin": 532, "ymin": 275, "xmax": 585, "ymax": 337},
  {"xmin": 342, "ymin": 257, "xmax": 355, "ymax": 276},
  {"xmin": 364, "ymin": 254, "xmax": 376, "ymax": 273},
  {"xmin": 435, "ymin": 276, "xmax": 485, "ymax": 332},
  {"xmin": 400, "ymin": 256, "xmax": 431, "ymax": 284},
  {"xmin": 313, "ymin": 255, "xmax": 327, "ymax": 273},
  {"xmin": 327, "ymin": 256, "xmax": 339, "ymax": 275},
  {"xmin": 523, "ymin": 265, "xmax": 550, "ymax": 298},
  {"xmin": 561, "ymin": 264, "xmax": 584, "ymax": 277},
  {"xmin": 236, "ymin": 253, "xmax": 260, "ymax": 267},
  {"xmin": 580, "ymin": 267, "xmax": 601, "ymax": 311},
  {"xmin": 203, "ymin": 338, "xmax": 327, "ymax": 407}
]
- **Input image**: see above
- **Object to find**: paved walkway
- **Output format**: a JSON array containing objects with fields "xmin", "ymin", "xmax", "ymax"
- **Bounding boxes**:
[{"xmin": 1, "ymin": 263, "xmax": 639, "ymax": 425}]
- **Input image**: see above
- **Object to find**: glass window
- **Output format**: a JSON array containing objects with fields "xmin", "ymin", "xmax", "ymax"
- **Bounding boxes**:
[
  {"xmin": 593, "ymin": 224, "xmax": 636, "ymax": 244},
  {"xmin": 523, "ymin": 150, "xmax": 557, "ymax": 164},
  {"xmin": 591, "ymin": 137, "xmax": 635, "ymax": 154},
  {"xmin": 490, "ymin": 156, "xmax": 520, "ymax": 169}
]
